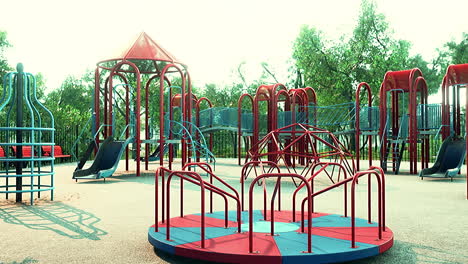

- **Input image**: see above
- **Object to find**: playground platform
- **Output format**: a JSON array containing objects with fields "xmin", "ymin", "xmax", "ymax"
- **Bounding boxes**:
[{"xmin": 0, "ymin": 158, "xmax": 467, "ymax": 264}]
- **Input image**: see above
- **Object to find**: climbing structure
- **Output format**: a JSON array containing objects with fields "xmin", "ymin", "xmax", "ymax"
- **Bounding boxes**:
[
  {"xmin": 440, "ymin": 63, "xmax": 468, "ymax": 199},
  {"xmin": 0, "ymin": 64, "xmax": 55, "ymax": 205},
  {"xmin": 75, "ymin": 32, "xmax": 212, "ymax": 178},
  {"xmin": 379, "ymin": 69, "xmax": 432, "ymax": 174},
  {"xmin": 236, "ymin": 84, "xmax": 317, "ymax": 165},
  {"xmin": 247, "ymin": 123, "xmax": 355, "ymax": 180}
]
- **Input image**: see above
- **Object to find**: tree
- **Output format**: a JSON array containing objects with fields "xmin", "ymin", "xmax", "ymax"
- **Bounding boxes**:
[
  {"xmin": 292, "ymin": 0, "xmax": 436, "ymax": 105},
  {"xmin": 43, "ymin": 71, "xmax": 94, "ymax": 127},
  {"xmin": 0, "ymin": 30, "xmax": 13, "ymax": 83},
  {"xmin": 435, "ymin": 33, "xmax": 468, "ymax": 76},
  {"xmin": 444, "ymin": 33, "xmax": 468, "ymax": 65}
]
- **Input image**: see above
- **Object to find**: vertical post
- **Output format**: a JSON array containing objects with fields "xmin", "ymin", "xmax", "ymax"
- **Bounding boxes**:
[{"xmin": 15, "ymin": 63, "xmax": 24, "ymax": 203}]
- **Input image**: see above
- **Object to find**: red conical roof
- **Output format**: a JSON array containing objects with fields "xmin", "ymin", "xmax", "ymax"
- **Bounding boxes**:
[
  {"xmin": 117, "ymin": 32, "xmax": 182, "ymax": 63},
  {"xmin": 97, "ymin": 32, "xmax": 186, "ymax": 73}
]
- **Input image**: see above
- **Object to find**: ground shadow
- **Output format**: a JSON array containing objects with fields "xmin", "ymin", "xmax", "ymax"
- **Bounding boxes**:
[
  {"xmin": 0, "ymin": 202, "xmax": 107, "ymax": 240},
  {"xmin": 1, "ymin": 257, "xmax": 38, "ymax": 264}
]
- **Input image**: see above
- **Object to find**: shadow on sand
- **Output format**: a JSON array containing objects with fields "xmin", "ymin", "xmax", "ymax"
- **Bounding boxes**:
[{"xmin": 0, "ymin": 202, "xmax": 107, "ymax": 240}]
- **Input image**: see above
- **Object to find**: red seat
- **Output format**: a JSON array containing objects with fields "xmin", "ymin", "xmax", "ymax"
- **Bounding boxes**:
[
  {"xmin": 11, "ymin": 146, "xmax": 34, "ymax": 157},
  {"xmin": 42, "ymin": 145, "xmax": 71, "ymax": 158},
  {"xmin": 0, "ymin": 146, "xmax": 5, "ymax": 158}
]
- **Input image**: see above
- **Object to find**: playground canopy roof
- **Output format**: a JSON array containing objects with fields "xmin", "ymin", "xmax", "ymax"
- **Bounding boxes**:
[
  {"xmin": 446, "ymin": 64, "xmax": 468, "ymax": 85},
  {"xmin": 97, "ymin": 32, "xmax": 186, "ymax": 74}
]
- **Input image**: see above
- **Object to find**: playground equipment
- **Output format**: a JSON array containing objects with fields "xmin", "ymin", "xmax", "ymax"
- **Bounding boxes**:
[
  {"xmin": 0, "ymin": 64, "xmax": 55, "ymax": 205},
  {"xmin": 236, "ymin": 84, "xmax": 317, "ymax": 165},
  {"xmin": 419, "ymin": 135, "xmax": 466, "ymax": 181},
  {"xmin": 246, "ymin": 123, "xmax": 355, "ymax": 180},
  {"xmin": 75, "ymin": 32, "xmax": 212, "ymax": 179},
  {"xmin": 439, "ymin": 63, "xmax": 468, "ymax": 199},
  {"xmin": 234, "ymin": 82, "xmax": 379, "ymax": 172},
  {"xmin": 379, "ymin": 69, "xmax": 439, "ymax": 175},
  {"xmin": 148, "ymin": 140, "xmax": 393, "ymax": 263},
  {"xmin": 73, "ymin": 136, "xmax": 133, "ymax": 180}
]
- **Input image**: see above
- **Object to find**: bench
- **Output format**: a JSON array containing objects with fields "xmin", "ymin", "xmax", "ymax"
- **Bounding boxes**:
[
  {"xmin": 42, "ymin": 145, "xmax": 71, "ymax": 158},
  {"xmin": 11, "ymin": 146, "xmax": 34, "ymax": 157}
]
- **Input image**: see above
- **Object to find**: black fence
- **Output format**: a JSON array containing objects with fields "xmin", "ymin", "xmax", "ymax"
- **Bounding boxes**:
[{"xmin": 55, "ymin": 124, "xmax": 462, "ymax": 165}]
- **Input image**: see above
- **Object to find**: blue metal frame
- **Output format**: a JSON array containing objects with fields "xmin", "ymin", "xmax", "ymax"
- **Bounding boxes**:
[{"xmin": 0, "ymin": 65, "xmax": 55, "ymax": 205}]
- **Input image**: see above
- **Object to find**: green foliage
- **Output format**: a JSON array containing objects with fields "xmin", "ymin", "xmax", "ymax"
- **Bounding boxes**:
[
  {"xmin": 292, "ymin": 0, "xmax": 437, "ymax": 105},
  {"xmin": 435, "ymin": 32, "xmax": 468, "ymax": 77},
  {"xmin": 0, "ymin": 30, "xmax": 13, "ymax": 83},
  {"xmin": 43, "ymin": 71, "xmax": 94, "ymax": 127},
  {"xmin": 444, "ymin": 33, "xmax": 468, "ymax": 64}
]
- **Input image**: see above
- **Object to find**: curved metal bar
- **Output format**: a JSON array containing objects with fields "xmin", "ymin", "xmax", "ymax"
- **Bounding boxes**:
[
  {"xmin": 355, "ymin": 82, "xmax": 372, "ymax": 171},
  {"xmin": 166, "ymin": 170, "xmax": 206, "ymax": 248},
  {"xmin": 159, "ymin": 64, "xmax": 188, "ymax": 168},
  {"xmin": 240, "ymin": 160, "xmax": 280, "ymax": 211},
  {"xmin": 249, "ymin": 173, "xmax": 312, "ymax": 253},
  {"xmin": 108, "ymin": 60, "xmax": 141, "ymax": 176},
  {"xmin": 237, "ymin": 93, "xmax": 254, "ymax": 165},
  {"xmin": 351, "ymin": 170, "xmax": 383, "ymax": 248},
  {"xmin": 195, "ymin": 97, "xmax": 213, "ymax": 162}
]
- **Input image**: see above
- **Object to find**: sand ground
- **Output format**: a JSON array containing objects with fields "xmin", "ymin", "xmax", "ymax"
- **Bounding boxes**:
[{"xmin": 0, "ymin": 158, "xmax": 467, "ymax": 264}]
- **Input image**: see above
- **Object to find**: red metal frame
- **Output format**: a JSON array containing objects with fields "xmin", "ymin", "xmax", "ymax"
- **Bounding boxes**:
[
  {"xmin": 379, "ymin": 69, "xmax": 428, "ymax": 174},
  {"xmin": 247, "ymin": 123, "xmax": 356, "ymax": 179},
  {"xmin": 441, "ymin": 64, "xmax": 468, "ymax": 199},
  {"xmin": 355, "ymin": 82, "xmax": 373, "ymax": 171},
  {"xmin": 93, "ymin": 33, "xmax": 192, "ymax": 177},
  {"xmin": 298, "ymin": 166, "xmax": 385, "ymax": 248},
  {"xmin": 154, "ymin": 163, "xmax": 242, "ymax": 248},
  {"xmin": 237, "ymin": 93, "xmax": 254, "ymax": 165},
  {"xmin": 248, "ymin": 173, "xmax": 313, "ymax": 253},
  {"xmin": 195, "ymin": 97, "xmax": 213, "ymax": 162},
  {"xmin": 158, "ymin": 64, "xmax": 192, "ymax": 169},
  {"xmin": 240, "ymin": 161, "xmax": 281, "ymax": 212}
]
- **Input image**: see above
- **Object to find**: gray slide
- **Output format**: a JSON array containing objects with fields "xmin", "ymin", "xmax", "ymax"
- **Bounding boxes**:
[
  {"xmin": 73, "ymin": 136, "xmax": 133, "ymax": 180},
  {"xmin": 420, "ymin": 135, "xmax": 466, "ymax": 181}
]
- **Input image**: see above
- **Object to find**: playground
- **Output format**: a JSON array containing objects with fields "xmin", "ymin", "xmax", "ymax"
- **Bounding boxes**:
[
  {"xmin": 0, "ymin": 32, "xmax": 467, "ymax": 264},
  {"xmin": 0, "ymin": 159, "xmax": 467, "ymax": 263}
]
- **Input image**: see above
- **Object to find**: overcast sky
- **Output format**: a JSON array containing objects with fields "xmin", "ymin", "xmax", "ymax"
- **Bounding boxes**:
[{"xmin": 1, "ymin": 0, "xmax": 467, "ymax": 92}]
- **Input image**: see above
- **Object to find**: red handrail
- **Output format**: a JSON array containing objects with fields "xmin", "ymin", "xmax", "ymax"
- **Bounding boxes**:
[
  {"xmin": 292, "ymin": 162, "xmax": 349, "ymax": 222},
  {"xmin": 240, "ymin": 161, "xmax": 280, "ymax": 212},
  {"xmin": 299, "ymin": 167, "xmax": 386, "ymax": 247},
  {"xmin": 183, "ymin": 162, "xmax": 241, "ymax": 214},
  {"xmin": 249, "ymin": 173, "xmax": 313, "ymax": 253}
]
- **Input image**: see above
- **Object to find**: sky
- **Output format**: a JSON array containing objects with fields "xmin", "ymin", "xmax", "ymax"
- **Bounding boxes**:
[{"xmin": 1, "ymin": 0, "xmax": 467, "ymax": 94}]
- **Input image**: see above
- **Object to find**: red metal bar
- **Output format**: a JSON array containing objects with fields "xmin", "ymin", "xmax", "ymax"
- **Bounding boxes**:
[
  {"xmin": 108, "ymin": 61, "xmax": 142, "ymax": 176},
  {"xmin": 351, "ymin": 171, "xmax": 383, "ymax": 248},
  {"xmin": 166, "ymin": 171, "xmax": 206, "ymax": 248},
  {"xmin": 240, "ymin": 161, "xmax": 280, "ymax": 211},
  {"xmin": 94, "ymin": 68, "xmax": 100, "ymax": 151},
  {"xmin": 292, "ymin": 163, "xmax": 330, "ymax": 221},
  {"xmin": 237, "ymin": 94, "xmax": 254, "ymax": 165},
  {"xmin": 270, "ymin": 178, "xmax": 281, "ymax": 236},
  {"xmin": 249, "ymin": 173, "xmax": 312, "ymax": 253},
  {"xmin": 154, "ymin": 166, "xmax": 172, "ymax": 232},
  {"xmin": 195, "ymin": 98, "xmax": 212, "ymax": 162},
  {"xmin": 159, "ymin": 64, "xmax": 187, "ymax": 168},
  {"xmin": 355, "ymin": 82, "xmax": 372, "ymax": 171}
]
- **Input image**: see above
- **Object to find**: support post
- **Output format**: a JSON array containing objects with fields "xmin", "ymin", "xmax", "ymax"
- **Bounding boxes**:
[{"xmin": 15, "ymin": 63, "xmax": 24, "ymax": 203}]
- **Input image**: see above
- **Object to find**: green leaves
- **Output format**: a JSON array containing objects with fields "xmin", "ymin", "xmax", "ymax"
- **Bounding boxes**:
[{"xmin": 292, "ymin": 0, "xmax": 437, "ymax": 104}]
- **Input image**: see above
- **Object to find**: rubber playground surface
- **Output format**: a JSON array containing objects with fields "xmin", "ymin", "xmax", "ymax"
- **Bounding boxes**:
[{"xmin": 0, "ymin": 158, "xmax": 467, "ymax": 264}]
